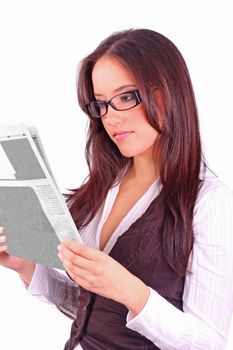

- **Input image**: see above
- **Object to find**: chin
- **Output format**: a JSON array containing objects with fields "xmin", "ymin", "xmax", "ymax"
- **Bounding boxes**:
[
  {"xmin": 119, "ymin": 149, "xmax": 137, "ymax": 158},
  {"xmin": 119, "ymin": 146, "xmax": 154, "ymax": 158}
]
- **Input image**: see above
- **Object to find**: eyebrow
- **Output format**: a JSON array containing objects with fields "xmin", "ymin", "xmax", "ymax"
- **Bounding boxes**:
[{"xmin": 94, "ymin": 84, "xmax": 137, "ymax": 97}]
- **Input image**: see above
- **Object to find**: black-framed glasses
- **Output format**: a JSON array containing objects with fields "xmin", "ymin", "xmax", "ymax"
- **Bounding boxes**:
[{"xmin": 86, "ymin": 90, "xmax": 142, "ymax": 119}]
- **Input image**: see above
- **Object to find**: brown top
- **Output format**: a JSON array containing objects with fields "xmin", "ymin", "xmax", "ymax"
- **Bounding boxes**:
[{"xmin": 64, "ymin": 190, "xmax": 185, "ymax": 350}]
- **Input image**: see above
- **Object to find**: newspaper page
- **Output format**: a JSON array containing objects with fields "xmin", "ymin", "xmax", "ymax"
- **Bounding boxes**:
[{"xmin": 0, "ymin": 124, "xmax": 83, "ymax": 270}]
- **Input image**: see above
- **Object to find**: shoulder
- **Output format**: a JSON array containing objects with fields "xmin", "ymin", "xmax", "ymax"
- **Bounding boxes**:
[
  {"xmin": 193, "ymin": 167, "xmax": 233, "ymax": 247},
  {"xmin": 196, "ymin": 166, "xmax": 233, "ymax": 207}
]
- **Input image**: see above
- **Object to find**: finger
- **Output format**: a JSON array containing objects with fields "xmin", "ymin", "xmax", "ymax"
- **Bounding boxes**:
[
  {"xmin": 57, "ymin": 244, "xmax": 93, "ymax": 270},
  {"xmin": 60, "ymin": 255, "xmax": 90, "ymax": 279},
  {"xmin": 65, "ymin": 270, "xmax": 94, "ymax": 291},
  {"xmin": 62, "ymin": 240, "xmax": 102, "ymax": 260},
  {"xmin": 0, "ymin": 226, "xmax": 4, "ymax": 234},
  {"xmin": 63, "ymin": 261, "xmax": 89, "ymax": 280},
  {"xmin": 71, "ymin": 275, "xmax": 96, "ymax": 291},
  {"xmin": 0, "ymin": 245, "xmax": 8, "ymax": 253},
  {"xmin": 64, "ymin": 261, "xmax": 97, "ymax": 288},
  {"xmin": 0, "ymin": 235, "xmax": 6, "ymax": 243}
]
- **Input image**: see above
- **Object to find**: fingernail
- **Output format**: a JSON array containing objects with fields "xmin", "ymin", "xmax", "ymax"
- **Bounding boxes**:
[{"xmin": 0, "ymin": 235, "xmax": 6, "ymax": 242}]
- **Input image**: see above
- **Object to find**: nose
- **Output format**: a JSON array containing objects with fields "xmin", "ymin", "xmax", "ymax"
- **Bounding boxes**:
[{"xmin": 104, "ymin": 106, "xmax": 123, "ymax": 125}]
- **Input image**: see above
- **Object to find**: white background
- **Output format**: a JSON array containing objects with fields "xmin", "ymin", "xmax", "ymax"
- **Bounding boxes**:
[{"xmin": 0, "ymin": 0, "xmax": 233, "ymax": 349}]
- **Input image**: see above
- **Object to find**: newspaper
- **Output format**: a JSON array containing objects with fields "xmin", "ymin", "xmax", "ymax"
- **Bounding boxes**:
[{"xmin": 0, "ymin": 124, "xmax": 83, "ymax": 270}]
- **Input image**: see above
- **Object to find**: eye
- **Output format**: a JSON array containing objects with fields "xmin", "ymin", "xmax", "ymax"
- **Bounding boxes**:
[
  {"xmin": 120, "ymin": 92, "xmax": 135, "ymax": 103},
  {"xmin": 87, "ymin": 100, "xmax": 106, "ymax": 118},
  {"xmin": 96, "ymin": 100, "xmax": 106, "ymax": 110}
]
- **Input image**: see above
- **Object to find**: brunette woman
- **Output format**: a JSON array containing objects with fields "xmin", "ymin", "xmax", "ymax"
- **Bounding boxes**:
[{"xmin": 1, "ymin": 28, "xmax": 233, "ymax": 349}]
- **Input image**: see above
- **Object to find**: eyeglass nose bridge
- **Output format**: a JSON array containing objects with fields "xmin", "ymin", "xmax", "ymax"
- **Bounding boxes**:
[{"xmin": 102, "ymin": 98, "xmax": 119, "ymax": 117}]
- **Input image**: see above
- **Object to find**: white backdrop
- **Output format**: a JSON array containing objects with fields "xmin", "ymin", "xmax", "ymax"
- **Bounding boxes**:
[{"xmin": 0, "ymin": 1, "xmax": 232, "ymax": 349}]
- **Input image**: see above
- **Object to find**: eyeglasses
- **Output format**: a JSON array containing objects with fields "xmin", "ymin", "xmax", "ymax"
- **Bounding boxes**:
[{"xmin": 86, "ymin": 90, "xmax": 142, "ymax": 119}]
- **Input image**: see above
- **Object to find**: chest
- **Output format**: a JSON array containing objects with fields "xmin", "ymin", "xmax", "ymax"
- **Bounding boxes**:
[{"xmin": 99, "ymin": 182, "xmax": 153, "ymax": 251}]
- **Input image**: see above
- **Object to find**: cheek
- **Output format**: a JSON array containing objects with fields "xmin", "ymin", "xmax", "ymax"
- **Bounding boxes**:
[
  {"xmin": 132, "ymin": 115, "xmax": 159, "ymax": 152},
  {"xmin": 120, "ymin": 127, "xmax": 158, "ymax": 158},
  {"xmin": 138, "ymin": 126, "xmax": 158, "ymax": 149},
  {"xmin": 137, "ymin": 112, "xmax": 159, "ymax": 143}
]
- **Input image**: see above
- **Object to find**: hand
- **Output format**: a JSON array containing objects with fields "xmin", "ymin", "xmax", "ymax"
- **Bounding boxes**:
[
  {"xmin": 0, "ymin": 226, "xmax": 36, "ymax": 285},
  {"xmin": 57, "ymin": 240, "xmax": 150, "ymax": 315}
]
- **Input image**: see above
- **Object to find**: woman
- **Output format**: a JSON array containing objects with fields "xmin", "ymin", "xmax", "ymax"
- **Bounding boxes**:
[{"xmin": 1, "ymin": 28, "xmax": 233, "ymax": 349}]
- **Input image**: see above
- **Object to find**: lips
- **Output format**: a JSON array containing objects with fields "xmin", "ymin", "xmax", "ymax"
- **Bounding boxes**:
[{"xmin": 113, "ymin": 130, "xmax": 134, "ymax": 141}]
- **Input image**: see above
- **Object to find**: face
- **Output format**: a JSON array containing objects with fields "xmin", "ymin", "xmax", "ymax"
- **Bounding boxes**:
[{"xmin": 91, "ymin": 56, "xmax": 159, "ymax": 158}]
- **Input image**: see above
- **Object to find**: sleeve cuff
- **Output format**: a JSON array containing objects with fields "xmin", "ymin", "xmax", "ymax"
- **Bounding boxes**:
[
  {"xmin": 27, "ymin": 264, "xmax": 72, "ymax": 304},
  {"xmin": 126, "ymin": 287, "xmax": 187, "ymax": 348},
  {"xmin": 126, "ymin": 287, "xmax": 156, "ymax": 330}
]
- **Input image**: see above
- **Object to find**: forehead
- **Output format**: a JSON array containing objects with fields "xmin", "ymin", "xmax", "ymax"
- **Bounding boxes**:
[{"xmin": 92, "ymin": 56, "xmax": 136, "ymax": 96}]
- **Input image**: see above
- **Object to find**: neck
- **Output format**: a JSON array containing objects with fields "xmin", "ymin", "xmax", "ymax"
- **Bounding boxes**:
[{"xmin": 130, "ymin": 149, "xmax": 159, "ymax": 184}]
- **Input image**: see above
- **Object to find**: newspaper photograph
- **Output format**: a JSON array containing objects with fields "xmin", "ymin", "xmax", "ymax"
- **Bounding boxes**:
[{"xmin": 0, "ymin": 124, "xmax": 83, "ymax": 270}]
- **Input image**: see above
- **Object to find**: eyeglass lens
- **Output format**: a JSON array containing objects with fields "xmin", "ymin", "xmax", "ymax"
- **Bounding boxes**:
[{"xmin": 87, "ymin": 90, "xmax": 140, "ymax": 118}]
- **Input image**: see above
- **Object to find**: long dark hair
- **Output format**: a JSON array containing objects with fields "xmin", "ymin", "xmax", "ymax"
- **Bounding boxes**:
[{"xmin": 67, "ymin": 28, "xmax": 205, "ymax": 275}]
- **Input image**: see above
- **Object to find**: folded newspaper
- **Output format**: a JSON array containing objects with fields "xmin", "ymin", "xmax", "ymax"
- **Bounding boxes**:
[{"xmin": 0, "ymin": 124, "xmax": 83, "ymax": 270}]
